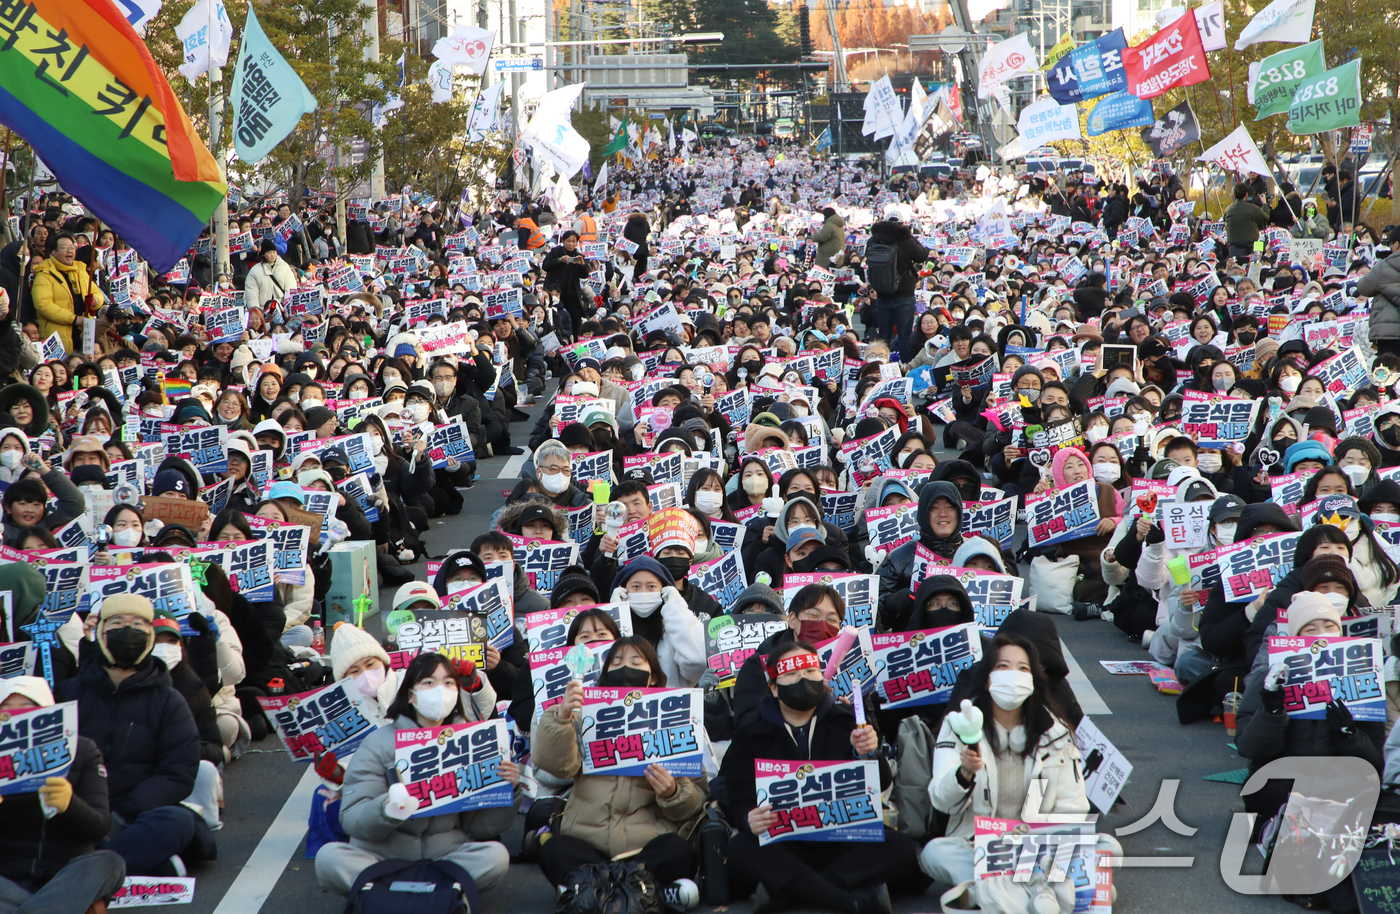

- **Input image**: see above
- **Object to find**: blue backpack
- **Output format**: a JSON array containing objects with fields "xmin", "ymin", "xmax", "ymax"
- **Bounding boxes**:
[{"xmin": 344, "ymin": 858, "xmax": 480, "ymax": 914}]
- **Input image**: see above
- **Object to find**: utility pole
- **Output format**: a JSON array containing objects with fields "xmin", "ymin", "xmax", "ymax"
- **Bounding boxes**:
[
  {"xmin": 363, "ymin": 0, "xmax": 386, "ymax": 200},
  {"xmin": 508, "ymin": 0, "xmax": 523, "ymax": 189},
  {"xmin": 209, "ymin": 0, "xmax": 230, "ymax": 281}
]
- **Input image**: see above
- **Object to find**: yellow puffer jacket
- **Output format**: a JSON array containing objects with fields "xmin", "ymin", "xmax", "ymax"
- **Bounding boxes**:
[
  {"xmin": 532, "ymin": 706, "xmax": 706, "ymax": 857},
  {"xmin": 33, "ymin": 256, "xmax": 104, "ymax": 353}
]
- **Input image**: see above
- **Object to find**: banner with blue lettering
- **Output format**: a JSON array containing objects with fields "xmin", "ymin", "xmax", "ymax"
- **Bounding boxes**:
[
  {"xmin": 579, "ymin": 686, "xmax": 703, "ymax": 777},
  {"xmin": 394, "ymin": 720, "xmax": 514, "ymax": 815},
  {"xmin": 1087, "ymin": 91, "xmax": 1154, "ymax": 135},
  {"xmin": 1267, "ymin": 636, "xmax": 1385, "ymax": 722},
  {"xmin": 1047, "ymin": 29, "xmax": 1127, "ymax": 104},
  {"xmin": 872, "ymin": 623, "xmax": 982, "ymax": 708},
  {"xmin": 754, "ymin": 758, "xmax": 882, "ymax": 844},
  {"xmin": 0, "ymin": 701, "xmax": 77, "ymax": 795},
  {"xmin": 258, "ymin": 680, "xmax": 379, "ymax": 762}
]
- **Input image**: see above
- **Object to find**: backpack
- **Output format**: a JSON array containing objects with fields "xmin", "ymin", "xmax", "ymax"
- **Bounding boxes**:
[
  {"xmin": 556, "ymin": 861, "xmax": 662, "ymax": 914},
  {"xmin": 864, "ymin": 239, "xmax": 908, "ymax": 296},
  {"xmin": 892, "ymin": 715, "xmax": 937, "ymax": 839},
  {"xmin": 344, "ymin": 858, "xmax": 480, "ymax": 914}
]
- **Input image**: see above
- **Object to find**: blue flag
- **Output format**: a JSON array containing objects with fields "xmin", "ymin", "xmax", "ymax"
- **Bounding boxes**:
[
  {"xmin": 1087, "ymin": 91, "xmax": 1155, "ymax": 136},
  {"xmin": 815, "ymin": 127, "xmax": 833, "ymax": 151},
  {"xmin": 1047, "ymin": 29, "xmax": 1127, "ymax": 104},
  {"xmin": 231, "ymin": 3, "xmax": 319, "ymax": 164}
]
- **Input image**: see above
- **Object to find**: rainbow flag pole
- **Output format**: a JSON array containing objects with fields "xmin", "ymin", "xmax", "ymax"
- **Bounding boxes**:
[{"xmin": 0, "ymin": 0, "xmax": 226, "ymax": 272}]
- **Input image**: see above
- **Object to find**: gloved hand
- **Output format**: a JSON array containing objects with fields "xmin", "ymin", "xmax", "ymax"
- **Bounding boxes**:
[
  {"xmin": 762, "ymin": 484, "xmax": 783, "ymax": 518},
  {"xmin": 865, "ymin": 544, "xmax": 888, "ymax": 570},
  {"xmin": 698, "ymin": 669, "xmax": 722, "ymax": 692},
  {"xmin": 1261, "ymin": 662, "xmax": 1287, "ymax": 714},
  {"xmin": 314, "ymin": 750, "xmax": 344, "ymax": 785},
  {"xmin": 660, "ymin": 585, "xmax": 687, "ymax": 614},
  {"xmin": 451, "ymin": 657, "xmax": 483, "ymax": 692},
  {"xmin": 184, "ymin": 612, "xmax": 221, "ymax": 692},
  {"xmin": 384, "ymin": 782, "xmax": 415, "ymax": 821},
  {"xmin": 37, "ymin": 776, "xmax": 72, "ymax": 814},
  {"xmin": 1326, "ymin": 700, "xmax": 1356, "ymax": 738}
]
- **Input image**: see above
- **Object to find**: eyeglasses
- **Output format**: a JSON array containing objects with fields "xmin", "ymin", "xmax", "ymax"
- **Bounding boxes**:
[
  {"xmin": 538, "ymin": 464, "xmax": 570, "ymax": 476},
  {"xmin": 796, "ymin": 608, "xmax": 839, "ymax": 625},
  {"xmin": 775, "ymin": 668, "xmax": 825, "ymax": 685}
]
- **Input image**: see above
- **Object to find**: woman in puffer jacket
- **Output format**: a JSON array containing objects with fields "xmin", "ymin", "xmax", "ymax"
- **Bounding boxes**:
[
  {"xmin": 1358, "ymin": 232, "xmax": 1400, "ymax": 359},
  {"xmin": 314, "ymin": 652, "xmax": 517, "ymax": 895},
  {"xmin": 531, "ymin": 636, "xmax": 706, "ymax": 892}
]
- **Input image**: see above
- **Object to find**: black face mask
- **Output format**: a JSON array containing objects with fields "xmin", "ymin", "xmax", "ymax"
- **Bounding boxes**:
[
  {"xmin": 1236, "ymin": 332, "xmax": 1257, "ymax": 346},
  {"xmin": 741, "ymin": 359, "xmax": 762, "ymax": 375},
  {"xmin": 658, "ymin": 556, "xmax": 692, "ymax": 581},
  {"xmin": 326, "ymin": 465, "xmax": 348, "ymax": 482},
  {"xmin": 599, "ymin": 667, "xmax": 650, "ymax": 689},
  {"xmin": 956, "ymin": 481, "xmax": 981, "ymax": 503},
  {"xmin": 1272, "ymin": 435, "xmax": 1297, "ymax": 453},
  {"xmin": 1381, "ymin": 425, "xmax": 1400, "ymax": 448},
  {"xmin": 103, "ymin": 626, "xmax": 150, "ymax": 668},
  {"xmin": 776, "ymin": 677, "xmax": 827, "ymax": 712}
]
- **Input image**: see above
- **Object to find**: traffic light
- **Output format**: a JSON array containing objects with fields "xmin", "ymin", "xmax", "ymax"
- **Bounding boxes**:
[{"xmin": 799, "ymin": 6, "xmax": 812, "ymax": 57}]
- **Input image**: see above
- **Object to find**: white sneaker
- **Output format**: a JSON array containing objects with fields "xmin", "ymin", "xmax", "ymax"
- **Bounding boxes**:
[
  {"xmin": 1142, "ymin": 628, "xmax": 1155, "ymax": 650},
  {"xmin": 664, "ymin": 878, "xmax": 699, "ymax": 912},
  {"xmin": 1101, "ymin": 610, "xmax": 1115, "ymax": 623}
]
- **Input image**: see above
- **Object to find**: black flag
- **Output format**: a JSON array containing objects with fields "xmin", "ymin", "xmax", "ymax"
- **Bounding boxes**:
[
  {"xmin": 913, "ymin": 100, "xmax": 959, "ymax": 162},
  {"xmin": 1140, "ymin": 99, "xmax": 1200, "ymax": 158}
]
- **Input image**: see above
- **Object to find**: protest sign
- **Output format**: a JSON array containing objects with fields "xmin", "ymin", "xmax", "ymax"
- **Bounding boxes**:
[
  {"xmin": 782, "ymin": 573, "xmax": 878, "ymax": 631},
  {"xmin": 441, "ymin": 578, "xmax": 515, "ymax": 649},
  {"xmin": 1074, "ymin": 716, "xmax": 1133, "ymax": 813},
  {"xmin": 0, "ymin": 642, "xmax": 36, "ymax": 678},
  {"xmin": 872, "ymin": 623, "xmax": 982, "ymax": 708},
  {"xmin": 974, "ymin": 817, "xmax": 1109, "ymax": 913},
  {"xmin": 865, "ymin": 504, "xmax": 921, "ymax": 553},
  {"xmin": 1025, "ymin": 480, "xmax": 1100, "ymax": 547},
  {"xmin": 425, "ymin": 420, "xmax": 476, "ymax": 469},
  {"xmin": 0, "ymin": 701, "xmax": 77, "ymax": 795},
  {"xmin": 578, "ymin": 686, "xmax": 703, "ymax": 776},
  {"xmin": 964, "ymin": 496, "xmax": 1016, "ymax": 547},
  {"xmin": 1180, "ymin": 392, "xmax": 1259, "ymax": 448},
  {"xmin": 108, "ymin": 877, "xmax": 197, "ymax": 908},
  {"xmin": 815, "ymin": 628, "xmax": 877, "ymax": 701},
  {"xmin": 1160, "ymin": 501, "xmax": 1210, "ymax": 550},
  {"xmin": 703, "ymin": 613, "xmax": 788, "ymax": 687},
  {"xmin": 839, "ymin": 427, "xmax": 897, "ymax": 486},
  {"xmin": 258, "ymin": 680, "xmax": 379, "ymax": 762},
  {"xmin": 524, "ymin": 603, "xmax": 632, "ymax": 653},
  {"xmin": 395, "ymin": 719, "xmax": 514, "ymax": 815},
  {"xmin": 691, "ymin": 549, "xmax": 747, "ymax": 614},
  {"xmin": 1268, "ymin": 635, "xmax": 1384, "ymax": 721},
  {"xmin": 753, "ymin": 758, "xmax": 882, "ymax": 845},
  {"xmin": 85, "ymin": 563, "xmax": 200, "ymax": 620},
  {"xmin": 1215, "ymin": 531, "xmax": 1303, "ymax": 602},
  {"xmin": 507, "ymin": 536, "xmax": 579, "ymax": 594},
  {"xmin": 394, "ymin": 611, "xmax": 491, "ymax": 666},
  {"xmin": 161, "ymin": 425, "xmax": 228, "ymax": 474}
]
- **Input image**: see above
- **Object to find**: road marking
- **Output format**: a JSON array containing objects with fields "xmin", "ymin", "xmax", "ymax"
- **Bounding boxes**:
[
  {"xmin": 497, "ymin": 453, "xmax": 527, "ymax": 479},
  {"xmin": 1061, "ymin": 643, "xmax": 1111, "ymax": 715},
  {"xmin": 211, "ymin": 765, "xmax": 318, "ymax": 914}
]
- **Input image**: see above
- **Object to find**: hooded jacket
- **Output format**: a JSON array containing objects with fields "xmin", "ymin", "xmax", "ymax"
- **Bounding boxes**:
[
  {"xmin": 55, "ymin": 653, "xmax": 200, "ymax": 822},
  {"xmin": 852, "ymin": 478, "xmax": 918, "ymax": 570},
  {"xmin": 878, "ymin": 481, "xmax": 964, "ymax": 630},
  {"xmin": 1359, "ymin": 250, "xmax": 1400, "ymax": 344},
  {"xmin": 0, "ymin": 384, "xmax": 49, "ymax": 437},
  {"xmin": 906, "ymin": 575, "xmax": 976, "ymax": 632},
  {"xmin": 1, "ymin": 462, "xmax": 86, "ymax": 548},
  {"xmin": 745, "ymin": 495, "xmax": 849, "ymax": 587},
  {"xmin": 812, "ymin": 212, "xmax": 847, "ymax": 265}
]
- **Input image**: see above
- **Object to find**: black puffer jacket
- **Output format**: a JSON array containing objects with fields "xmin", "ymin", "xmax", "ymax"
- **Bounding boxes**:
[
  {"xmin": 56, "ymin": 655, "xmax": 200, "ymax": 822},
  {"xmin": 721, "ymin": 692, "xmax": 891, "ymax": 828},
  {"xmin": 878, "ymin": 481, "xmax": 964, "ymax": 629},
  {"xmin": 166, "ymin": 658, "xmax": 227, "ymax": 765},
  {"xmin": 0, "ymin": 735, "xmax": 110, "ymax": 885},
  {"xmin": 865, "ymin": 220, "xmax": 929, "ymax": 298}
]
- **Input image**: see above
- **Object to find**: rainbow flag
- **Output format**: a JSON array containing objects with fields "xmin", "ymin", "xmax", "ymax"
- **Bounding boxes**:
[
  {"xmin": 0, "ymin": 0, "xmax": 226, "ymax": 271},
  {"xmin": 163, "ymin": 377, "xmax": 193, "ymax": 401}
]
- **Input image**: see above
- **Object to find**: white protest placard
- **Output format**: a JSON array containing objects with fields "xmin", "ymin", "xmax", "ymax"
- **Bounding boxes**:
[{"xmin": 394, "ymin": 719, "xmax": 514, "ymax": 815}]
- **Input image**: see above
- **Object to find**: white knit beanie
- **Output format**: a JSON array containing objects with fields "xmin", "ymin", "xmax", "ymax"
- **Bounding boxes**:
[
  {"xmin": 330, "ymin": 623, "xmax": 392, "ymax": 681},
  {"xmin": 0, "ymin": 675, "xmax": 54, "ymax": 708}
]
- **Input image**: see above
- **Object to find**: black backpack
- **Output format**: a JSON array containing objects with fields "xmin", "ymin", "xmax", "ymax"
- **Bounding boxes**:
[
  {"xmin": 864, "ymin": 239, "xmax": 907, "ymax": 296},
  {"xmin": 344, "ymin": 858, "xmax": 481, "ymax": 914}
]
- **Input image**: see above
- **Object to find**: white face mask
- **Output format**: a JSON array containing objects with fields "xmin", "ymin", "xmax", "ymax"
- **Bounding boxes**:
[
  {"xmin": 354, "ymin": 666, "xmax": 386, "ymax": 699},
  {"xmin": 300, "ymin": 398, "xmax": 322, "ymax": 411},
  {"xmin": 694, "ymin": 537, "xmax": 709, "ymax": 554},
  {"xmin": 1279, "ymin": 375, "xmax": 1301, "ymax": 394},
  {"xmin": 1197, "ymin": 452, "xmax": 1222, "ymax": 474},
  {"xmin": 113, "ymin": 527, "xmax": 141, "ymax": 547},
  {"xmin": 988, "ymin": 669, "xmax": 1035, "ymax": 711},
  {"xmin": 792, "ymin": 405, "xmax": 809, "ymax": 418},
  {"xmin": 407, "ymin": 403, "xmax": 430, "ymax": 423},
  {"xmin": 1085, "ymin": 426, "xmax": 1107, "ymax": 444},
  {"xmin": 151, "ymin": 643, "xmax": 182, "ymax": 669},
  {"xmin": 411, "ymin": 683, "xmax": 456, "ymax": 722},
  {"xmin": 628, "ymin": 591, "xmax": 664, "ymax": 617},
  {"xmin": 382, "ymin": 372, "xmax": 401, "ymax": 385},
  {"xmin": 743, "ymin": 476, "xmax": 768, "ymax": 497},
  {"xmin": 1091, "ymin": 463, "xmax": 1120, "ymax": 484},
  {"xmin": 1342, "ymin": 464, "xmax": 1369, "ymax": 486},
  {"xmin": 0, "ymin": 450, "xmax": 21, "ymax": 468},
  {"xmin": 695, "ymin": 490, "xmax": 723, "ymax": 514},
  {"xmin": 297, "ymin": 470, "xmax": 321, "ymax": 487},
  {"xmin": 1215, "ymin": 521, "xmax": 1237, "ymax": 546},
  {"xmin": 1323, "ymin": 592, "xmax": 1349, "ymax": 612},
  {"xmin": 433, "ymin": 380, "xmax": 454, "ymax": 398},
  {"xmin": 541, "ymin": 471, "xmax": 570, "ymax": 494},
  {"xmin": 370, "ymin": 435, "xmax": 385, "ymax": 455},
  {"xmin": 349, "ymin": 389, "xmax": 368, "ymax": 401},
  {"xmin": 1374, "ymin": 512, "xmax": 1400, "ymax": 524}
]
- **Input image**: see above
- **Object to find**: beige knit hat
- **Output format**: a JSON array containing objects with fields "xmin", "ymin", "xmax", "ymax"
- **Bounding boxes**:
[{"xmin": 330, "ymin": 622, "xmax": 392, "ymax": 681}]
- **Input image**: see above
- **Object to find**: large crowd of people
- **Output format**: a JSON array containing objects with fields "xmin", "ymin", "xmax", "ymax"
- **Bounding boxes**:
[{"xmin": 0, "ymin": 134, "xmax": 1398, "ymax": 914}]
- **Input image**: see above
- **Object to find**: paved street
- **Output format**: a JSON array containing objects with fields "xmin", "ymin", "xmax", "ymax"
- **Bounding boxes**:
[{"xmin": 184, "ymin": 387, "xmax": 1283, "ymax": 914}]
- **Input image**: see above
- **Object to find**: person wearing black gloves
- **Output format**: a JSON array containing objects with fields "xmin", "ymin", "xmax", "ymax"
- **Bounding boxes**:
[
  {"xmin": 1235, "ymin": 591, "xmax": 1384, "ymax": 826},
  {"xmin": 722, "ymin": 639, "xmax": 928, "ymax": 914},
  {"xmin": 542, "ymin": 230, "xmax": 592, "ymax": 336},
  {"xmin": 0, "ymin": 677, "xmax": 126, "ymax": 914}
]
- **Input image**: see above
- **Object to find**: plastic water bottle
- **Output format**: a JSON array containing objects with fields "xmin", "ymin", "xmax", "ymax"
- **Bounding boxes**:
[{"xmin": 311, "ymin": 620, "xmax": 325, "ymax": 653}]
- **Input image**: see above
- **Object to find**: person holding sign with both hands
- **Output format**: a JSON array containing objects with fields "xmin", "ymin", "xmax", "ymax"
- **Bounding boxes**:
[{"xmin": 721, "ymin": 641, "xmax": 929, "ymax": 914}]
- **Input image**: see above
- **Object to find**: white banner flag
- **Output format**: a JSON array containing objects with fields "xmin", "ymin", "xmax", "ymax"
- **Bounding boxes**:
[
  {"xmin": 979, "ymin": 33, "xmax": 1038, "ymax": 99},
  {"xmin": 593, "ymin": 161, "xmax": 609, "ymax": 194},
  {"xmin": 428, "ymin": 58, "xmax": 454, "ymax": 104},
  {"xmin": 466, "ymin": 81, "xmax": 504, "ymax": 142},
  {"xmin": 1017, "ymin": 96, "xmax": 1081, "ymax": 148},
  {"xmin": 1198, "ymin": 124, "xmax": 1271, "ymax": 177},
  {"xmin": 433, "ymin": 25, "xmax": 496, "ymax": 75},
  {"xmin": 175, "ymin": 0, "xmax": 233, "ymax": 82},
  {"xmin": 522, "ymin": 84, "xmax": 591, "ymax": 178},
  {"xmin": 1235, "ymin": 0, "xmax": 1315, "ymax": 50}
]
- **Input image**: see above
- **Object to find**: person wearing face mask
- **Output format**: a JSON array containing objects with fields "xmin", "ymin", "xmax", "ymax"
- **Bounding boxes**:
[
  {"xmin": 721, "ymin": 641, "xmax": 926, "ymax": 914},
  {"xmin": 531, "ymin": 637, "xmax": 705, "ymax": 904},
  {"xmin": 314, "ymin": 652, "xmax": 518, "ymax": 896},
  {"xmin": 731, "ymin": 584, "xmax": 845, "ymax": 728},
  {"xmin": 606, "ymin": 557, "xmax": 707, "ymax": 688},
  {"xmin": 877, "ymin": 482, "xmax": 966, "ymax": 630},
  {"xmin": 57, "ymin": 594, "xmax": 213, "ymax": 877},
  {"xmin": 1334, "ymin": 437, "xmax": 1382, "ymax": 496},
  {"xmin": 922, "ymin": 634, "xmax": 1115, "ymax": 913},
  {"xmin": 531, "ymin": 440, "xmax": 590, "ymax": 508},
  {"xmin": 654, "ymin": 527, "xmax": 721, "ymax": 618},
  {"xmin": 1235, "ymin": 589, "xmax": 1384, "ymax": 826},
  {"xmin": 0, "ymin": 428, "xmax": 29, "ymax": 485}
]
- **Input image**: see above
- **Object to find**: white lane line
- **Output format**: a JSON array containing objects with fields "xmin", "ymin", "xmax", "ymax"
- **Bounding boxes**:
[
  {"xmin": 1061, "ymin": 643, "xmax": 1111, "ymax": 715},
  {"xmin": 497, "ymin": 452, "xmax": 528, "ymax": 479},
  {"xmin": 211, "ymin": 765, "xmax": 319, "ymax": 914}
]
